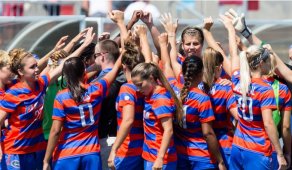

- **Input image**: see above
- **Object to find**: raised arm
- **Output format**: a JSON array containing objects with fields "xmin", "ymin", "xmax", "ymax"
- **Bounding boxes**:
[
  {"xmin": 63, "ymin": 28, "xmax": 90, "ymax": 53},
  {"xmin": 202, "ymin": 16, "xmax": 231, "ymax": 76},
  {"xmin": 134, "ymin": 24, "xmax": 152, "ymax": 63},
  {"xmin": 220, "ymin": 15, "xmax": 239, "ymax": 71},
  {"xmin": 158, "ymin": 33, "xmax": 175, "ymax": 78},
  {"xmin": 108, "ymin": 10, "xmax": 128, "ymax": 47},
  {"xmin": 160, "ymin": 13, "xmax": 181, "ymax": 79},
  {"xmin": 141, "ymin": 12, "xmax": 161, "ymax": 55},
  {"xmin": 37, "ymin": 35, "xmax": 68, "ymax": 72},
  {"xmin": 48, "ymin": 27, "xmax": 95, "ymax": 82},
  {"xmin": 263, "ymin": 44, "xmax": 292, "ymax": 83},
  {"xmin": 225, "ymin": 8, "xmax": 262, "ymax": 46},
  {"xmin": 126, "ymin": 10, "xmax": 143, "ymax": 30}
]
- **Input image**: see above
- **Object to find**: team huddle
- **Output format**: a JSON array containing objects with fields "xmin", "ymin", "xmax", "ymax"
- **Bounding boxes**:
[{"xmin": 0, "ymin": 8, "xmax": 291, "ymax": 170}]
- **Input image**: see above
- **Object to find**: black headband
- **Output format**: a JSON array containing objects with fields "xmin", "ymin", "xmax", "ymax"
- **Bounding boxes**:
[{"xmin": 249, "ymin": 48, "xmax": 270, "ymax": 68}]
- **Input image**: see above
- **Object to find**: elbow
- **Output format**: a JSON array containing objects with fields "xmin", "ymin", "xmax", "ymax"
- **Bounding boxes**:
[
  {"xmin": 50, "ymin": 128, "xmax": 61, "ymax": 137},
  {"xmin": 203, "ymin": 130, "xmax": 215, "ymax": 141},
  {"xmin": 282, "ymin": 124, "xmax": 291, "ymax": 134}
]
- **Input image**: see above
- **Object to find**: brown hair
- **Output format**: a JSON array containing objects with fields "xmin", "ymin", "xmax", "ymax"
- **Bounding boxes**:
[
  {"xmin": 50, "ymin": 49, "xmax": 68, "ymax": 68},
  {"xmin": 9, "ymin": 48, "xmax": 33, "ymax": 76},
  {"xmin": 131, "ymin": 62, "xmax": 184, "ymax": 126},
  {"xmin": 122, "ymin": 39, "xmax": 145, "ymax": 71},
  {"xmin": 181, "ymin": 26, "xmax": 204, "ymax": 44},
  {"xmin": 202, "ymin": 47, "xmax": 224, "ymax": 92}
]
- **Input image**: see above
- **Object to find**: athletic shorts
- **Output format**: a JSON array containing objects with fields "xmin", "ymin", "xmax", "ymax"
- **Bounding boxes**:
[
  {"xmin": 144, "ymin": 160, "xmax": 176, "ymax": 170},
  {"xmin": 114, "ymin": 155, "xmax": 143, "ymax": 170}
]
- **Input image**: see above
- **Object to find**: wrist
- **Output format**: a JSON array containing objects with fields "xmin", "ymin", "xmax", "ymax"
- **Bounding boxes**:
[
  {"xmin": 167, "ymin": 32, "xmax": 175, "ymax": 37},
  {"xmin": 146, "ymin": 23, "xmax": 153, "ymax": 28},
  {"xmin": 117, "ymin": 20, "xmax": 125, "ymax": 26},
  {"xmin": 159, "ymin": 43, "xmax": 168, "ymax": 47},
  {"xmin": 241, "ymin": 27, "xmax": 252, "ymax": 39}
]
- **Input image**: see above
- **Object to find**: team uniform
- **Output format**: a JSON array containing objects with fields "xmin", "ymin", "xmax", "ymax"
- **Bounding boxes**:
[
  {"xmin": 230, "ymin": 70, "xmax": 277, "ymax": 170},
  {"xmin": 142, "ymin": 86, "xmax": 177, "ymax": 170},
  {"xmin": 52, "ymin": 78, "xmax": 109, "ymax": 170},
  {"xmin": 170, "ymin": 79, "xmax": 218, "ymax": 170},
  {"xmin": 265, "ymin": 77, "xmax": 292, "ymax": 170},
  {"xmin": 201, "ymin": 78, "xmax": 237, "ymax": 168},
  {"xmin": 0, "ymin": 74, "xmax": 50, "ymax": 170},
  {"xmin": 114, "ymin": 81, "xmax": 144, "ymax": 169}
]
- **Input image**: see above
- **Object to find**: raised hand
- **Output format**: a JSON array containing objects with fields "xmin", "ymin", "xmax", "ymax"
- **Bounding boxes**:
[
  {"xmin": 225, "ymin": 8, "xmax": 251, "ymax": 38},
  {"xmin": 70, "ymin": 28, "xmax": 89, "ymax": 45},
  {"xmin": 53, "ymin": 35, "xmax": 68, "ymax": 51},
  {"xmin": 158, "ymin": 32, "xmax": 168, "ymax": 46},
  {"xmin": 203, "ymin": 16, "xmax": 214, "ymax": 31},
  {"xmin": 108, "ymin": 10, "xmax": 124, "ymax": 24},
  {"xmin": 141, "ymin": 12, "xmax": 153, "ymax": 26},
  {"xmin": 81, "ymin": 27, "xmax": 95, "ymax": 47},
  {"xmin": 130, "ymin": 10, "xmax": 143, "ymax": 24},
  {"xmin": 160, "ymin": 13, "xmax": 178, "ymax": 35},
  {"xmin": 219, "ymin": 14, "xmax": 234, "ymax": 31},
  {"xmin": 98, "ymin": 32, "xmax": 110, "ymax": 41},
  {"xmin": 134, "ymin": 24, "xmax": 147, "ymax": 37}
]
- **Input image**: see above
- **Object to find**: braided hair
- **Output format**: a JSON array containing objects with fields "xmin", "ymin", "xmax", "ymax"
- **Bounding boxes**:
[{"xmin": 180, "ymin": 55, "xmax": 204, "ymax": 103}]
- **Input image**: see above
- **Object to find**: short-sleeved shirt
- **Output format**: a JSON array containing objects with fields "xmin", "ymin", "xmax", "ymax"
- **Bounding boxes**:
[
  {"xmin": 201, "ymin": 78, "xmax": 237, "ymax": 154},
  {"xmin": 0, "ymin": 74, "xmax": 50, "ymax": 154},
  {"xmin": 142, "ymin": 86, "xmax": 177, "ymax": 164},
  {"xmin": 231, "ymin": 70, "xmax": 276, "ymax": 156},
  {"xmin": 52, "ymin": 78, "xmax": 108, "ymax": 161},
  {"xmin": 115, "ymin": 82, "xmax": 144, "ymax": 157}
]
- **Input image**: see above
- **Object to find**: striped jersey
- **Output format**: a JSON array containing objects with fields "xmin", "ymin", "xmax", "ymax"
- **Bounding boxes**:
[
  {"xmin": 142, "ymin": 86, "xmax": 177, "ymax": 163},
  {"xmin": 115, "ymin": 81, "xmax": 144, "ymax": 157},
  {"xmin": 265, "ymin": 77, "xmax": 292, "ymax": 112},
  {"xmin": 202, "ymin": 78, "xmax": 237, "ymax": 154},
  {"xmin": 52, "ymin": 78, "xmax": 108, "ymax": 161},
  {"xmin": 231, "ymin": 70, "xmax": 276, "ymax": 156},
  {"xmin": 170, "ymin": 80, "xmax": 216, "ymax": 163},
  {"xmin": 0, "ymin": 74, "xmax": 50, "ymax": 154}
]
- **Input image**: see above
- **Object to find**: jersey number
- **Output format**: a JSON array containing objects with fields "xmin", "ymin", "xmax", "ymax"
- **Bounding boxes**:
[
  {"xmin": 78, "ymin": 103, "xmax": 95, "ymax": 127},
  {"xmin": 236, "ymin": 95, "xmax": 254, "ymax": 121}
]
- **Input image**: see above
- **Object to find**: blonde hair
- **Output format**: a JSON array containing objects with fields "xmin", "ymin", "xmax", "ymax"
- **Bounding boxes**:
[
  {"xmin": 9, "ymin": 48, "xmax": 33, "ymax": 76},
  {"xmin": 0, "ymin": 50, "xmax": 11, "ymax": 69},
  {"xmin": 131, "ymin": 62, "xmax": 184, "ymax": 126},
  {"xmin": 239, "ymin": 45, "xmax": 268, "ymax": 105},
  {"xmin": 50, "ymin": 50, "xmax": 68, "ymax": 68},
  {"xmin": 202, "ymin": 47, "xmax": 223, "ymax": 92}
]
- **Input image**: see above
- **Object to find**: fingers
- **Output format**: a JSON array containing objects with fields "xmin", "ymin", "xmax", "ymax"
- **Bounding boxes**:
[{"xmin": 228, "ymin": 8, "xmax": 238, "ymax": 18}]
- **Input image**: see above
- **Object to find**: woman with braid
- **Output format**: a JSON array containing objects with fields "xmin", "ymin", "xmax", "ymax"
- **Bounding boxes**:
[{"xmin": 159, "ymin": 14, "xmax": 226, "ymax": 170}]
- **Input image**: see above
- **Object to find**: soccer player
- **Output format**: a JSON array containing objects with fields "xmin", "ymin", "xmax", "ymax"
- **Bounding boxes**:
[
  {"xmin": 0, "ymin": 28, "xmax": 94, "ymax": 170},
  {"xmin": 43, "ymin": 51, "xmax": 122, "ymax": 169},
  {"xmin": 221, "ymin": 14, "xmax": 287, "ymax": 170},
  {"xmin": 131, "ymin": 63, "xmax": 179, "ymax": 170}
]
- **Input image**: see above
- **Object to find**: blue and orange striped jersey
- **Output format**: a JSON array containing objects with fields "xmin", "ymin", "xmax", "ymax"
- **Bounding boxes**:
[
  {"xmin": 202, "ymin": 78, "xmax": 237, "ymax": 154},
  {"xmin": 177, "ymin": 55, "xmax": 185, "ymax": 65},
  {"xmin": 0, "ymin": 74, "xmax": 50, "ymax": 154},
  {"xmin": 220, "ymin": 69, "xmax": 231, "ymax": 79},
  {"xmin": 52, "ymin": 78, "xmax": 108, "ymax": 161},
  {"xmin": 142, "ymin": 86, "xmax": 177, "ymax": 163},
  {"xmin": 231, "ymin": 70, "xmax": 276, "ymax": 156},
  {"xmin": 174, "ymin": 83, "xmax": 216, "ymax": 163},
  {"xmin": 265, "ymin": 77, "xmax": 292, "ymax": 112},
  {"xmin": 115, "ymin": 81, "xmax": 144, "ymax": 157}
]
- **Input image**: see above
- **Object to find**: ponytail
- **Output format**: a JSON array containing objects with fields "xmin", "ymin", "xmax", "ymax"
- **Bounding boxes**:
[{"xmin": 239, "ymin": 51, "xmax": 251, "ymax": 106}]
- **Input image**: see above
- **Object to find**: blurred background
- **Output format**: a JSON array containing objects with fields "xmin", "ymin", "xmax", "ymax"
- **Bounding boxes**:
[{"xmin": 0, "ymin": 0, "xmax": 292, "ymax": 62}]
